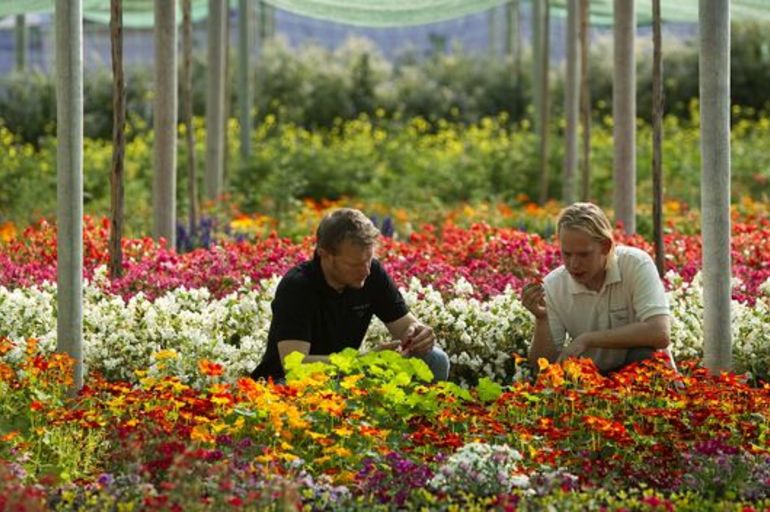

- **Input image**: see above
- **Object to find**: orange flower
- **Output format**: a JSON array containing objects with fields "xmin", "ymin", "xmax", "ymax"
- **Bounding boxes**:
[
  {"xmin": 0, "ymin": 221, "xmax": 16, "ymax": 243},
  {"xmin": 198, "ymin": 359, "xmax": 224, "ymax": 377},
  {"xmin": 0, "ymin": 431, "xmax": 19, "ymax": 442},
  {"xmin": 0, "ymin": 338, "xmax": 14, "ymax": 356},
  {"xmin": 0, "ymin": 362, "xmax": 14, "ymax": 381}
]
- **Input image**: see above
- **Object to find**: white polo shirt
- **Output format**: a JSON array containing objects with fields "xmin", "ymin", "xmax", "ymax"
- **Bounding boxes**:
[{"xmin": 543, "ymin": 245, "xmax": 670, "ymax": 372}]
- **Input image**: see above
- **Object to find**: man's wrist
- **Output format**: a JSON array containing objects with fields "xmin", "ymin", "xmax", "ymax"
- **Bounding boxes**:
[{"xmin": 579, "ymin": 333, "xmax": 596, "ymax": 349}]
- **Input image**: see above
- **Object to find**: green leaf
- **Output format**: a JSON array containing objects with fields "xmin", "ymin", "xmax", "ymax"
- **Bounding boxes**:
[
  {"xmin": 392, "ymin": 371, "xmax": 412, "ymax": 387},
  {"xmin": 436, "ymin": 381, "xmax": 472, "ymax": 401},
  {"xmin": 408, "ymin": 357, "xmax": 434, "ymax": 383},
  {"xmin": 329, "ymin": 350, "xmax": 357, "ymax": 373},
  {"xmin": 284, "ymin": 351, "xmax": 332, "ymax": 381},
  {"xmin": 380, "ymin": 382, "xmax": 407, "ymax": 405},
  {"xmin": 476, "ymin": 377, "xmax": 503, "ymax": 402},
  {"xmin": 283, "ymin": 351, "xmax": 306, "ymax": 373}
]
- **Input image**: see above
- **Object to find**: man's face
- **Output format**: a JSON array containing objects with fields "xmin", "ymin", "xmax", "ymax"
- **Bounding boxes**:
[
  {"xmin": 559, "ymin": 228, "xmax": 610, "ymax": 291},
  {"xmin": 319, "ymin": 240, "xmax": 375, "ymax": 291}
]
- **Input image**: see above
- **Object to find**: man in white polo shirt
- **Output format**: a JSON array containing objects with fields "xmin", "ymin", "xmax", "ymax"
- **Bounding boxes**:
[{"xmin": 521, "ymin": 202, "xmax": 674, "ymax": 374}]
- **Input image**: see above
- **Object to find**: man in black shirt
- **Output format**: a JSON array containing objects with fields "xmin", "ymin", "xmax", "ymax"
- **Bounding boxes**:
[{"xmin": 251, "ymin": 208, "xmax": 450, "ymax": 383}]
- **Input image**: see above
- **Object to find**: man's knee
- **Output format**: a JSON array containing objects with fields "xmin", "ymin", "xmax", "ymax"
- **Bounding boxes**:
[
  {"xmin": 419, "ymin": 347, "xmax": 450, "ymax": 382},
  {"xmin": 624, "ymin": 347, "xmax": 656, "ymax": 366}
]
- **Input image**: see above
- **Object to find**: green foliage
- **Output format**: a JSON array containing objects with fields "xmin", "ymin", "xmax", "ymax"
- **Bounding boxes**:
[
  {"xmin": 3, "ymin": 108, "xmax": 770, "ymax": 234},
  {"xmin": 3, "ymin": 20, "xmax": 769, "ymax": 146},
  {"xmin": 0, "ymin": 71, "xmax": 55, "ymax": 144},
  {"xmin": 476, "ymin": 377, "xmax": 503, "ymax": 402}
]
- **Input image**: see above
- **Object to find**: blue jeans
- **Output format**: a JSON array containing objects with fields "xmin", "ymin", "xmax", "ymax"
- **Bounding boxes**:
[
  {"xmin": 602, "ymin": 347, "xmax": 656, "ymax": 375},
  {"xmin": 415, "ymin": 346, "xmax": 451, "ymax": 382}
]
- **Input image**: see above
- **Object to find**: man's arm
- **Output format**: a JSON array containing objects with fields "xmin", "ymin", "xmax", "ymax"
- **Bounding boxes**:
[
  {"xmin": 277, "ymin": 340, "xmax": 330, "ymax": 369},
  {"xmin": 528, "ymin": 317, "xmax": 561, "ymax": 365},
  {"xmin": 521, "ymin": 281, "xmax": 562, "ymax": 365},
  {"xmin": 559, "ymin": 314, "xmax": 670, "ymax": 360},
  {"xmin": 385, "ymin": 313, "xmax": 435, "ymax": 356}
]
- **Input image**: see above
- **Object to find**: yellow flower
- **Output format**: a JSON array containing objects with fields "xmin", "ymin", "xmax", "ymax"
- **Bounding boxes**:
[
  {"xmin": 153, "ymin": 349, "xmax": 178, "ymax": 361},
  {"xmin": 190, "ymin": 424, "xmax": 215, "ymax": 443},
  {"xmin": 326, "ymin": 445, "xmax": 352, "ymax": 458},
  {"xmin": 333, "ymin": 426, "xmax": 353, "ymax": 437}
]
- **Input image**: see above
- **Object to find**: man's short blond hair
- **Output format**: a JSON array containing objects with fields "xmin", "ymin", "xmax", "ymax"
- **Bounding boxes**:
[
  {"xmin": 316, "ymin": 208, "xmax": 380, "ymax": 254},
  {"xmin": 556, "ymin": 202, "xmax": 615, "ymax": 260}
]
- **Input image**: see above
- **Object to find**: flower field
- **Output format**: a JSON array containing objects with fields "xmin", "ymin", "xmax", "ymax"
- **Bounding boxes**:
[{"xmin": 1, "ymin": 209, "xmax": 770, "ymax": 510}]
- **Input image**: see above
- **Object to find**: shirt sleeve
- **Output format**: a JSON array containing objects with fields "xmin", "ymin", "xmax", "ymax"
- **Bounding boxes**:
[
  {"xmin": 631, "ymin": 256, "xmax": 670, "ymax": 321},
  {"xmin": 369, "ymin": 260, "xmax": 409, "ymax": 323},
  {"xmin": 269, "ymin": 277, "xmax": 314, "ymax": 343}
]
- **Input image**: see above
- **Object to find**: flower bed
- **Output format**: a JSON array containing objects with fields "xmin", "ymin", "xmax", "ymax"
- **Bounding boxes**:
[
  {"xmin": 2, "ymin": 215, "xmax": 770, "ymax": 509},
  {"xmin": 1, "ymin": 218, "xmax": 770, "ymax": 384},
  {"xmin": 1, "ymin": 340, "xmax": 768, "ymax": 510}
]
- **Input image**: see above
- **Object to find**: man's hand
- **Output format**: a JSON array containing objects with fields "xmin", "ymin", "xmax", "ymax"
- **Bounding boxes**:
[
  {"xmin": 557, "ymin": 334, "xmax": 591, "ymax": 362},
  {"xmin": 401, "ymin": 322, "xmax": 435, "ymax": 357},
  {"xmin": 374, "ymin": 341, "xmax": 402, "ymax": 352},
  {"xmin": 521, "ymin": 281, "xmax": 547, "ymax": 320}
]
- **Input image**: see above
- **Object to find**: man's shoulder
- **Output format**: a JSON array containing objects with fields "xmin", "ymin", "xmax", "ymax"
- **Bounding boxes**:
[
  {"xmin": 543, "ymin": 265, "xmax": 569, "ymax": 289},
  {"xmin": 615, "ymin": 245, "xmax": 655, "ymax": 268},
  {"xmin": 369, "ymin": 258, "xmax": 388, "ymax": 276},
  {"xmin": 362, "ymin": 258, "xmax": 391, "ymax": 287},
  {"xmin": 277, "ymin": 260, "xmax": 317, "ymax": 294}
]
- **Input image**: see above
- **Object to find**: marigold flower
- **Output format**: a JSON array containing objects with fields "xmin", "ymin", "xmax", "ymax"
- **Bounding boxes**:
[{"xmin": 198, "ymin": 359, "xmax": 224, "ymax": 377}]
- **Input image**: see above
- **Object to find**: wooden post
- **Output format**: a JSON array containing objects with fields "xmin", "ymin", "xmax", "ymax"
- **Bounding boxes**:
[
  {"xmin": 205, "ymin": 0, "xmax": 227, "ymax": 200},
  {"xmin": 612, "ymin": 0, "xmax": 637, "ymax": 233},
  {"xmin": 15, "ymin": 14, "xmax": 27, "ymax": 72},
  {"xmin": 55, "ymin": 0, "xmax": 84, "ymax": 391},
  {"xmin": 153, "ymin": 0, "xmax": 178, "ymax": 247},
  {"xmin": 579, "ymin": 0, "xmax": 591, "ymax": 201},
  {"xmin": 182, "ymin": 0, "xmax": 199, "ymax": 240},
  {"xmin": 238, "ymin": 0, "xmax": 252, "ymax": 160},
  {"xmin": 563, "ymin": 0, "xmax": 580, "ymax": 204},
  {"xmin": 109, "ymin": 0, "xmax": 125, "ymax": 279},
  {"xmin": 652, "ymin": 0, "xmax": 665, "ymax": 277},
  {"xmin": 699, "ymin": 0, "xmax": 732, "ymax": 372}
]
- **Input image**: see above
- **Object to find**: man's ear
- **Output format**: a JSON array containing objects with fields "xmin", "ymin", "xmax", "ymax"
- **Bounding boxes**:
[
  {"xmin": 600, "ymin": 239, "xmax": 613, "ymax": 255},
  {"xmin": 317, "ymin": 247, "xmax": 332, "ymax": 259}
]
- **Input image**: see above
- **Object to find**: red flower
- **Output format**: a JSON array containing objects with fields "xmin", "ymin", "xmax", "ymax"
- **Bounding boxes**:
[{"xmin": 198, "ymin": 359, "xmax": 224, "ymax": 377}]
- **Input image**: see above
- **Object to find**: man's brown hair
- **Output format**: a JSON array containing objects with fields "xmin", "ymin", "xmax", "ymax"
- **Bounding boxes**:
[{"xmin": 316, "ymin": 208, "xmax": 380, "ymax": 254}]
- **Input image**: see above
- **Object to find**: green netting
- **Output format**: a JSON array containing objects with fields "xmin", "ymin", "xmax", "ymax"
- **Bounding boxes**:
[
  {"xmin": 262, "ymin": 0, "xmax": 510, "ymax": 26},
  {"xmin": 0, "ymin": 0, "xmax": 221, "ymax": 26},
  {"xmin": 1, "ymin": 0, "xmax": 770, "ymax": 27}
]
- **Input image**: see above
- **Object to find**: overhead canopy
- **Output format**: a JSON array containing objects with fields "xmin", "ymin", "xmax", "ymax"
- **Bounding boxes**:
[
  {"xmin": 0, "ymin": 0, "xmax": 216, "ymax": 26},
  {"xmin": 1, "ymin": 0, "xmax": 770, "ymax": 28}
]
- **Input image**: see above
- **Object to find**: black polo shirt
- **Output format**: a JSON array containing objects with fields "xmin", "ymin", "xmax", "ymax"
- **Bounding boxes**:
[{"xmin": 251, "ymin": 255, "xmax": 408, "ymax": 380}]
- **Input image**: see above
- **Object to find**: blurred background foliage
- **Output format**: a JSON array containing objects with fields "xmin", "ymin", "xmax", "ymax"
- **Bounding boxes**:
[{"xmin": 1, "ymin": 21, "xmax": 769, "ymax": 238}]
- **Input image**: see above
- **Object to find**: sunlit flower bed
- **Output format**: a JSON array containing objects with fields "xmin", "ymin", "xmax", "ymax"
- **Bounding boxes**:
[
  {"xmin": 1, "ymin": 339, "xmax": 769, "ymax": 510},
  {"xmin": 2, "ymin": 213, "xmax": 770, "ymax": 509},
  {"xmin": 1, "ymin": 216, "xmax": 770, "ymax": 384}
]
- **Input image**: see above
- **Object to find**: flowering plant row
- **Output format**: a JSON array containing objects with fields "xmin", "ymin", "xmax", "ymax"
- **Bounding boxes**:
[
  {"xmin": 1, "ymin": 266, "xmax": 769, "ymax": 386},
  {"xmin": 3, "ymin": 215, "xmax": 770, "ymax": 305},
  {"xmin": 1, "ymin": 339, "xmax": 769, "ymax": 510}
]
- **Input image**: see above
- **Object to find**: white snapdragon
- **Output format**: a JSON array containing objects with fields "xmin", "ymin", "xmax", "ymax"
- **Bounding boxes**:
[{"xmin": 1, "ymin": 270, "xmax": 769, "ymax": 386}]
